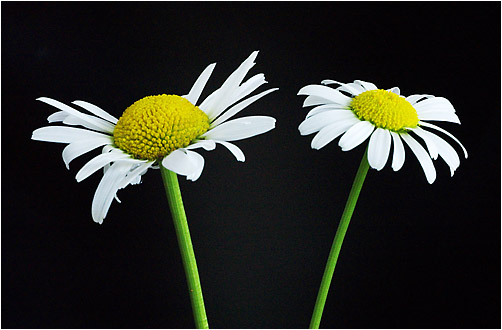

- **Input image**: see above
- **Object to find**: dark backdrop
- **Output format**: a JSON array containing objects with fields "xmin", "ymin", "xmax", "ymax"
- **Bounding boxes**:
[{"xmin": 2, "ymin": 2, "xmax": 500, "ymax": 329}]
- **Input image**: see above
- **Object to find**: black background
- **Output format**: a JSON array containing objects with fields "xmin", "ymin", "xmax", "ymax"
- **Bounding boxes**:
[{"xmin": 2, "ymin": 2, "xmax": 501, "ymax": 329}]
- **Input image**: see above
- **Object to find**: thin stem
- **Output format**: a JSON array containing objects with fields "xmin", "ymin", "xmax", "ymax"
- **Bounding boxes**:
[
  {"xmin": 160, "ymin": 167, "xmax": 209, "ymax": 329},
  {"xmin": 310, "ymin": 149, "xmax": 370, "ymax": 329}
]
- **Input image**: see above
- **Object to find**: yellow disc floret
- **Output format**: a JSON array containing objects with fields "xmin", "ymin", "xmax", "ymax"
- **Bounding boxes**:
[
  {"xmin": 350, "ymin": 89, "xmax": 419, "ymax": 131},
  {"xmin": 113, "ymin": 94, "xmax": 210, "ymax": 160}
]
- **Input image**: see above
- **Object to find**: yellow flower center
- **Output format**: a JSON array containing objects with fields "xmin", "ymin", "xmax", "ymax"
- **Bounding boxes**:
[
  {"xmin": 350, "ymin": 89, "xmax": 419, "ymax": 131},
  {"xmin": 113, "ymin": 94, "xmax": 210, "ymax": 160}
]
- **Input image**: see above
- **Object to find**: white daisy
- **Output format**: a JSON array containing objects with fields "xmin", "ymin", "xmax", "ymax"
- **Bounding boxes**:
[
  {"xmin": 32, "ymin": 51, "xmax": 277, "ymax": 224},
  {"xmin": 298, "ymin": 79, "xmax": 467, "ymax": 183}
]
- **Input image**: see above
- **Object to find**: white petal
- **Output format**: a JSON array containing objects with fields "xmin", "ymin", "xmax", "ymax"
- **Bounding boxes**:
[
  {"xmin": 388, "ymin": 87, "xmax": 400, "ymax": 95},
  {"xmin": 47, "ymin": 111, "xmax": 68, "ymax": 123},
  {"xmin": 210, "ymin": 88, "xmax": 278, "ymax": 127},
  {"xmin": 321, "ymin": 80, "xmax": 362, "ymax": 96},
  {"xmin": 414, "ymin": 97, "xmax": 459, "ymax": 123},
  {"xmin": 214, "ymin": 140, "xmax": 245, "ymax": 161},
  {"xmin": 72, "ymin": 100, "xmax": 118, "ymax": 124},
  {"xmin": 354, "ymin": 80, "xmax": 378, "ymax": 91},
  {"xmin": 416, "ymin": 109, "xmax": 460, "ymax": 124},
  {"xmin": 162, "ymin": 149, "xmax": 204, "ymax": 180},
  {"xmin": 231, "ymin": 73, "xmax": 267, "ymax": 102},
  {"xmin": 117, "ymin": 161, "xmax": 154, "ymax": 190},
  {"xmin": 32, "ymin": 126, "xmax": 110, "ymax": 143},
  {"xmin": 92, "ymin": 162, "xmax": 135, "ymax": 224},
  {"xmin": 338, "ymin": 121, "xmax": 375, "ymax": 151},
  {"xmin": 185, "ymin": 140, "xmax": 216, "ymax": 151},
  {"xmin": 298, "ymin": 110, "xmax": 357, "ymax": 135},
  {"xmin": 302, "ymin": 95, "xmax": 333, "ymax": 107},
  {"xmin": 185, "ymin": 151, "xmax": 205, "ymax": 181},
  {"xmin": 162, "ymin": 150, "xmax": 192, "ymax": 175},
  {"xmin": 183, "ymin": 63, "xmax": 216, "ymax": 105},
  {"xmin": 203, "ymin": 116, "xmax": 275, "ymax": 142},
  {"xmin": 390, "ymin": 132, "xmax": 405, "ymax": 171},
  {"xmin": 400, "ymin": 133, "xmax": 436, "ymax": 184},
  {"xmin": 199, "ymin": 51, "xmax": 259, "ymax": 120},
  {"xmin": 310, "ymin": 117, "xmax": 360, "ymax": 150},
  {"xmin": 306, "ymin": 104, "xmax": 347, "ymax": 119},
  {"xmin": 367, "ymin": 128, "xmax": 391, "ymax": 171},
  {"xmin": 414, "ymin": 96, "xmax": 456, "ymax": 113},
  {"xmin": 37, "ymin": 97, "xmax": 115, "ymax": 133},
  {"xmin": 419, "ymin": 121, "xmax": 468, "ymax": 158},
  {"xmin": 410, "ymin": 127, "xmax": 439, "ymax": 160},
  {"xmin": 405, "ymin": 94, "xmax": 434, "ymax": 105},
  {"xmin": 422, "ymin": 131, "xmax": 461, "ymax": 176},
  {"xmin": 298, "ymin": 85, "xmax": 352, "ymax": 106},
  {"xmin": 320, "ymin": 79, "xmax": 339, "ymax": 86},
  {"xmin": 76, "ymin": 150, "xmax": 136, "ymax": 182},
  {"xmin": 62, "ymin": 136, "xmax": 113, "ymax": 169},
  {"xmin": 62, "ymin": 114, "xmax": 115, "ymax": 133}
]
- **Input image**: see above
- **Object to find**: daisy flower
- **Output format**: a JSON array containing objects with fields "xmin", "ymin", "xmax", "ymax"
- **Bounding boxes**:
[
  {"xmin": 298, "ymin": 79, "xmax": 467, "ymax": 183},
  {"xmin": 32, "ymin": 51, "xmax": 277, "ymax": 224}
]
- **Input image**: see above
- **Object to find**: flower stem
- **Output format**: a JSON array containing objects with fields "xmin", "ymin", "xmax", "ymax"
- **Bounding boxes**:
[
  {"xmin": 309, "ymin": 149, "xmax": 370, "ymax": 329},
  {"xmin": 160, "ymin": 167, "xmax": 209, "ymax": 329}
]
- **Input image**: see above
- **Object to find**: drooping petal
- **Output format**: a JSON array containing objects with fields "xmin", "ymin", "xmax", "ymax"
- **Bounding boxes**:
[
  {"xmin": 76, "ymin": 150, "xmax": 137, "ymax": 182},
  {"xmin": 62, "ymin": 136, "xmax": 113, "ymax": 169},
  {"xmin": 210, "ymin": 88, "xmax": 278, "ymax": 127},
  {"xmin": 92, "ymin": 161, "xmax": 135, "ymax": 224},
  {"xmin": 421, "ymin": 131, "xmax": 461, "ymax": 176},
  {"xmin": 310, "ymin": 117, "xmax": 360, "ymax": 150},
  {"xmin": 419, "ymin": 121, "xmax": 468, "ymax": 158},
  {"xmin": 298, "ymin": 85, "xmax": 352, "ymax": 106},
  {"xmin": 298, "ymin": 110, "xmax": 357, "ymax": 135},
  {"xmin": 72, "ymin": 100, "xmax": 119, "ymax": 124},
  {"xmin": 367, "ymin": 128, "xmax": 391, "ymax": 171},
  {"xmin": 338, "ymin": 121, "xmax": 375, "ymax": 151},
  {"xmin": 183, "ymin": 63, "xmax": 216, "ymax": 105},
  {"xmin": 203, "ymin": 116, "xmax": 276, "ymax": 142},
  {"xmin": 400, "ymin": 133, "xmax": 437, "ymax": 184},
  {"xmin": 390, "ymin": 131, "xmax": 405, "ymax": 171},
  {"xmin": 214, "ymin": 140, "xmax": 245, "ymax": 161},
  {"xmin": 32, "ymin": 126, "xmax": 110, "ymax": 143},
  {"xmin": 410, "ymin": 127, "xmax": 439, "ymax": 160}
]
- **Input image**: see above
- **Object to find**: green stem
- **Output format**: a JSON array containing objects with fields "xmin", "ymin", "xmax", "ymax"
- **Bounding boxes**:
[
  {"xmin": 309, "ymin": 149, "xmax": 370, "ymax": 329},
  {"xmin": 160, "ymin": 167, "xmax": 209, "ymax": 329}
]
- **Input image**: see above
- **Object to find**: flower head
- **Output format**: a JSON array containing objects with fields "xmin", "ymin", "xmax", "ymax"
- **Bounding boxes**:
[
  {"xmin": 32, "ymin": 51, "xmax": 277, "ymax": 224},
  {"xmin": 298, "ymin": 79, "xmax": 467, "ymax": 183}
]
